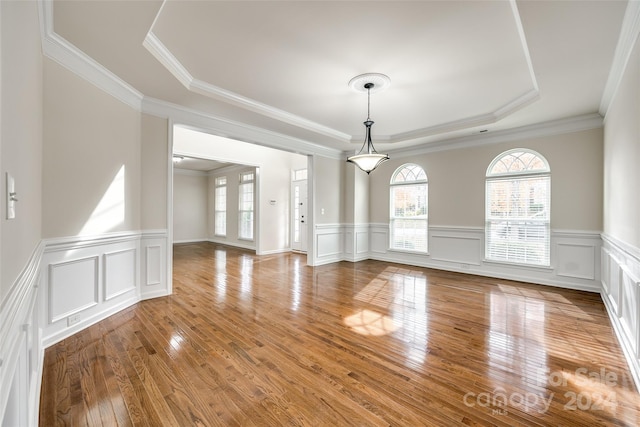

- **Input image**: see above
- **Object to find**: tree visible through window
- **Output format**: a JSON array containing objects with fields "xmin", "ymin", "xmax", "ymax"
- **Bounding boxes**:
[
  {"xmin": 486, "ymin": 149, "xmax": 550, "ymax": 266},
  {"xmin": 390, "ymin": 164, "xmax": 428, "ymax": 252}
]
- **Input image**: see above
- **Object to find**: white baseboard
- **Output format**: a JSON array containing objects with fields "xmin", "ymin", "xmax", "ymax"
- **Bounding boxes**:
[
  {"xmin": 207, "ymin": 238, "xmax": 256, "ymax": 252},
  {"xmin": 173, "ymin": 238, "xmax": 209, "ymax": 244}
]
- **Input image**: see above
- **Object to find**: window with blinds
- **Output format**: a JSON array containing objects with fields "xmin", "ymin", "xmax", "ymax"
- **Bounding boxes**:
[
  {"xmin": 390, "ymin": 164, "xmax": 428, "ymax": 252},
  {"xmin": 485, "ymin": 150, "xmax": 550, "ymax": 266},
  {"xmin": 238, "ymin": 172, "xmax": 255, "ymax": 240},
  {"xmin": 214, "ymin": 176, "xmax": 227, "ymax": 236}
]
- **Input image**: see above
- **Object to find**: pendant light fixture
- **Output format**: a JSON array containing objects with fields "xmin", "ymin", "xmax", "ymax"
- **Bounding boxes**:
[{"xmin": 347, "ymin": 73, "xmax": 390, "ymax": 174}]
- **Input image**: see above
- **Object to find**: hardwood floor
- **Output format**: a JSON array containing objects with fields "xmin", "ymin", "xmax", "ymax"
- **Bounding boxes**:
[{"xmin": 40, "ymin": 242, "xmax": 640, "ymax": 426}]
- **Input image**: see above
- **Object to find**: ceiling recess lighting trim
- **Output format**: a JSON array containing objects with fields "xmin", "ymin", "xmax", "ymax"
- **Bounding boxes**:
[{"xmin": 347, "ymin": 74, "xmax": 390, "ymax": 174}]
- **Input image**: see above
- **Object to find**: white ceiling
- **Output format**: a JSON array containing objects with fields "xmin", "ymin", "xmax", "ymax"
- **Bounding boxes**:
[
  {"xmin": 51, "ymin": 0, "xmax": 628, "ymax": 153},
  {"xmin": 173, "ymin": 156, "xmax": 230, "ymax": 173}
]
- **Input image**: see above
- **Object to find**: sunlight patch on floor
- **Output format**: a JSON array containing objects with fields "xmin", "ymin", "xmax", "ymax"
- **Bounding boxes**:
[{"xmin": 344, "ymin": 309, "xmax": 401, "ymax": 336}]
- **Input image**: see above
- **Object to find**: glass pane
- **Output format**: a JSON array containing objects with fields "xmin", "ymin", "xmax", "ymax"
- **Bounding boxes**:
[
  {"xmin": 392, "ymin": 184, "xmax": 427, "ymax": 218},
  {"xmin": 488, "ymin": 151, "xmax": 549, "ymax": 175},
  {"xmin": 391, "ymin": 219, "xmax": 428, "ymax": 252}
]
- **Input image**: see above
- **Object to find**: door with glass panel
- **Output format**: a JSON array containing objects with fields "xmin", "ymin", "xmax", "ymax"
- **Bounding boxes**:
[{"xmin": 291, "ymin": 171, "xmax": 308, "ymax": 252}]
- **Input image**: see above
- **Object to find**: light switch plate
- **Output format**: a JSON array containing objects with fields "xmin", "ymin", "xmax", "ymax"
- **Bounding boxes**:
[{"xmin": 6, "ymin": 172, "xmax": 15, "ymax": 220}]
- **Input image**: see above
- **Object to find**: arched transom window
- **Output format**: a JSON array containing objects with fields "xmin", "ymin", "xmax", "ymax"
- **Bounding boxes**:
[
  {"xmin": 390, "ymin": 164, "xmax": 428, "ymax": 252},
  {"xmin": 486, "ymin": 149, "xmax": 550, "ymax": 266}
]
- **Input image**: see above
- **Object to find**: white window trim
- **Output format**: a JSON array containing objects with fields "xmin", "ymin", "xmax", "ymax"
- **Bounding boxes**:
[
  {"xmin": 485, "ymin": 149, "xmax": 551, "ymax": 267},
  {"xmin": 389, "ymin": 163, "xmax": 428, "ymax": 253},
  {"xmin": 238, "ymin": 172, "xmax": 255, "ymax": 241},
  {"xmin": 214, "ymin": 176, "xmax": 227, "ymax": 237}
]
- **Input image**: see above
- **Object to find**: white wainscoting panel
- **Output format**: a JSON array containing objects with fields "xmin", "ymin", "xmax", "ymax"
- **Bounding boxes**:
[
  {"xmin": 319, "ymin": 224, "xmax": 601, "ymax": 291},
  {"xmin": 370, "ymin": 225, "xmax": 388, "ymax": 255},
  {"xmin": 146, "ymin": 245, "xmax": 161, "ymax": 286},
  {"xmin": 601, "ymin": 234, "xmax": 640, "ymax": 390},
  {"xmin": 140, "ymin": 230, "xmax": 169, "ymax": 300},
  {"xmin": 356, "ymin": 231, "xmax": 369, "ymax": 255},
  {"xmin": 0, "ymin": 242, "xmax": 44, "ymax": 427},
  {"xmin": 619, "ymin": 266, "xmax": 639, "ymax": 355},
  {"xmin": 49, "ymin": 256, "xmax": 99, "ymax": 323},
  {"xmin": 430, "ymin": 227, "xmax": 483, "ymax": 266},
  {"xmin": 40, "ymin": 232, "xmax": 146, "ymax": 347},
  {"xmin": 314, "ymin": 224, "xmax": 343, "ymax": 265},
  {"xmin": 343, "ymin": 224, "xmax": 369, "ymax": 262},
  {"xmin": 556, "ymin": 243, "xmax": 595, "ymax": 279},
  {"xmin": 104, "ymin": 249, "xmax": 137, "ymax": 301}
]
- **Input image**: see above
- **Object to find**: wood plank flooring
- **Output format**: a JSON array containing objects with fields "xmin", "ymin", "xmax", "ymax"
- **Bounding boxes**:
[{"xmin": 39, "ymin": 242, "xmax": 640, "ymax": 426}]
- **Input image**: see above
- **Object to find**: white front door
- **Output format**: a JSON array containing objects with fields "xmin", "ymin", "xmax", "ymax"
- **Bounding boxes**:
[{"xmin": 291, "ymin": 179, "xmax": 308, "ymax": 252}]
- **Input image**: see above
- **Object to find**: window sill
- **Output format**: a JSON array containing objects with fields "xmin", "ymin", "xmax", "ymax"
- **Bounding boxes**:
[
  {"xmin": 483, "ymin": 259, "xmax": 553, "ymax": 271},
  {"xmin": 238, "ymin": 237, "xmax": 255, "ymax": 242},
  {"xmin": 387, "ymin": 248, "xmax": 429, "ymax": 257}
]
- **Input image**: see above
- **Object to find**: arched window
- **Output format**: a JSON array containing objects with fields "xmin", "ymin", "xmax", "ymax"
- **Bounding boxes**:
[
  {"xmin": 486, "ymin": 149, "xmax": 550, "ymax": 266},
  {"xmin": 390, "ymin": 164, "xmax": 428, "ymax": 252}
]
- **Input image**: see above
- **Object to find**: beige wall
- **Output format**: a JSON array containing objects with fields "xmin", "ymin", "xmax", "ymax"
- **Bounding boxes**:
[
  {"xmin": 141, "ymin": 114, "xmax": 169, "ymax": 230},
  {"xmin": 370, "ymin": 128, "xmax": 603, "ymax": 231},
  {"xmin": 604, "ymin": 35, "xmax": 640, "ymax": 249},
  {"xmin": 42, "ymin": 59, "xmax": 141, "ymax": 238},
  {"xmin": 314, "ymin": 156, "xmax": 344, "ymax": 224},
  {"xmin": 343, "ymin": 164, "xmax": 369, "ymax": 224},
  {"xmin": 173, "ymin": 171, "xmax": 208, "ymax": 241},
  {"xmin": 0, "ymin": 1, "xmax": 43, "ymax": 299}
]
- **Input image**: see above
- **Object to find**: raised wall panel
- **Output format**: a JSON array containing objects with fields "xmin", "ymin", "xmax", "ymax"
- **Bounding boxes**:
[
  {"xmin": 49, "ymin": 256, "xmax": 98, "ymax": 323},
  {"xmin": 317, "ymin": 232, "xmax": 341, "ymax": 258},
  {"xmin": 620, "ymin": 267, "xmax": 640, "ymax": 354},
  {"xmin": 146, "ymin": 245, "xmax": 161, "ymax": 286},
  {"xmin": 430, "ymin": 234, "xmax": 482, "ymax": 265},
  {"xmin": 556, "ymin": 243, "xmax": 596, "ymax": 280},
  {"xmin": 104, "ymin": 249, "xmax": 137, "ymax": 300},
  {"xmin": 356, "ymin": 231, "xmax": 369, "ymax": 255},
  {"xmin": 602, "ymin": 247, "xmax": 611, "ymax": 294},
  {"xmin": 344, "ymin": 231, "xmax": 354, "ymax": 255},
  {"xmin": 601, "ymin": 234, "xmax": 640, "ymax": 390},
  {"xmin": 609, "ymin": 259, "xmax": 622, "ymax": 316}
]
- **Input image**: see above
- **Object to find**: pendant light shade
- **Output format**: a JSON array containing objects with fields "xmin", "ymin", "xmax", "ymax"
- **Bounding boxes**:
[{"xmin": 347, "ymin": 75, "xmax": 390, "ymax": 174}]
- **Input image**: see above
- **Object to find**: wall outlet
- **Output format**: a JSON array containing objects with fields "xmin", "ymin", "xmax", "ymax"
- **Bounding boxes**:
[{"xmin": 67, "ymin": 314, "xmax": 80, "ymax": 326}]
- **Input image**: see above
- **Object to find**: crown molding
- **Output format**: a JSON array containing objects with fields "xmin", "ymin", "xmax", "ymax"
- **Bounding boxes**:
[
  {"xmin": 142, "ymin": 97, "xmax": 343, "ymax": 160},
  {"xmin": 381, "ymin": 113, "xmax": 603, "ymax": 159},
  {"xmin": 188, "ymin": 78, "xmax": 351, "ymax": 142},
  {"xmin": 38, "ymin": 0, "xmax": 143, "ymax": 111},
  {"xmin": 599, "ymin": 0, "xmax": 640, "ymax": 118}
]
